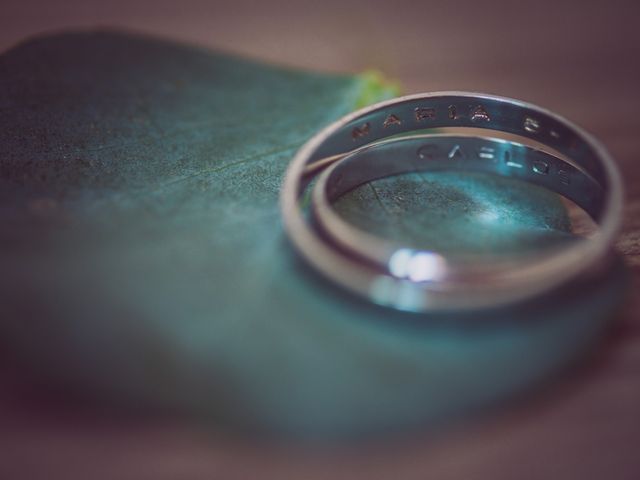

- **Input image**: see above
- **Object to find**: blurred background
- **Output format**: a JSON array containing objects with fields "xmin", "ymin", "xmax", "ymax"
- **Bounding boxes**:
[
  {"xmin": 2, "ymin": 0, "xmax": 638, "ymax": 97},
  {"xmin": 1, "ymin": 0, "xmax": 639, "ymax": 479}
]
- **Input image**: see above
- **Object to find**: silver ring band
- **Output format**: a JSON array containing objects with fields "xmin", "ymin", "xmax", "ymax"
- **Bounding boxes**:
[
  {"xmin": 311, "ymin": 134, "xmax": 603, "ymax": 274},
  {"xmin": 280, "ymin": 92, "xmax": 623, "ymax": 312}
]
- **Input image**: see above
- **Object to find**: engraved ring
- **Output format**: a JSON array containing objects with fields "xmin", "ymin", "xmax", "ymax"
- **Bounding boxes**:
[
  {"xmin": 279, "ymin": 92, "xmax": 623, "ymax": 312},
  {"xmin": 311, "ymin": 134, "xmax": 604, "ymax": 273}
]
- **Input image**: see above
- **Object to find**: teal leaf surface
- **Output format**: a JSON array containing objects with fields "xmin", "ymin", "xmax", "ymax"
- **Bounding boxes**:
[{"xmin": 0, "ymin": 31, "xmax": 626, "ymax": 439}]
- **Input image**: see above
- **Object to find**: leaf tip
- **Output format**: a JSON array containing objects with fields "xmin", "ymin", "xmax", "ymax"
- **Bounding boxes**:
[{"xmin": 354, "ymin": 70, "xmax": 402, "ymax": 110}]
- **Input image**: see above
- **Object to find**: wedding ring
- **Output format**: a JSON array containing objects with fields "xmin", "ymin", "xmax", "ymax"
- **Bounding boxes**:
[
  {"xmin": 311, "ymin": 134, "xmax": 603, "ymax": 272},
  {"xmin": 280, "ymin": 92, "xmax": 622, "ymax": 312}
]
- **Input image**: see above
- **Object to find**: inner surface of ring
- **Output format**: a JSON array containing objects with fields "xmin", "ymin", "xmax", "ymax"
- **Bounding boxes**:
[
  {"xmin": 304, "ymin": 95, "xmax": 610, "ymax": 223},
  {"xmin": 319, "ymin": 135, "xmax": 604, "ymax": 220}
]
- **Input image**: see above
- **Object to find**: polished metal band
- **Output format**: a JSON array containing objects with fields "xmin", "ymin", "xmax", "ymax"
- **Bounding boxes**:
[
  {"xmin": 311, "ymin": 134, "xmax": 603, "ymax": 274},
  {"xmin": 280, "ymin": 92, "xmax": 623, "ymax": 312}
]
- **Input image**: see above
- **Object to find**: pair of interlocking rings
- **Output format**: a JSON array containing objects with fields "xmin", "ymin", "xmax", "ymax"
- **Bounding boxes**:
[{"xmin": 280, "ymin": 93, "xmax": 622, "ymax": 312}]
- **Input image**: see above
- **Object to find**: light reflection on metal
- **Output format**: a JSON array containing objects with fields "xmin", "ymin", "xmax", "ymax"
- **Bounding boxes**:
[{"xmin": 389, "ymin": 249, "xmax": 446, "ymax": 283}]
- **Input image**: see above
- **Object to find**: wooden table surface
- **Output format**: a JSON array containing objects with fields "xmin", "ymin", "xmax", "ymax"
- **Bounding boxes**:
[{"xmin": 1, "ymin": 0, "xmax": 639, "ymax": 478}]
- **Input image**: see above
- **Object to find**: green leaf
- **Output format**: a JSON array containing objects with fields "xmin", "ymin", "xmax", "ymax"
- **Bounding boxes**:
[{"xmin": 0, "ymin": 31, "xmax": 626, "ymax": 439}]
